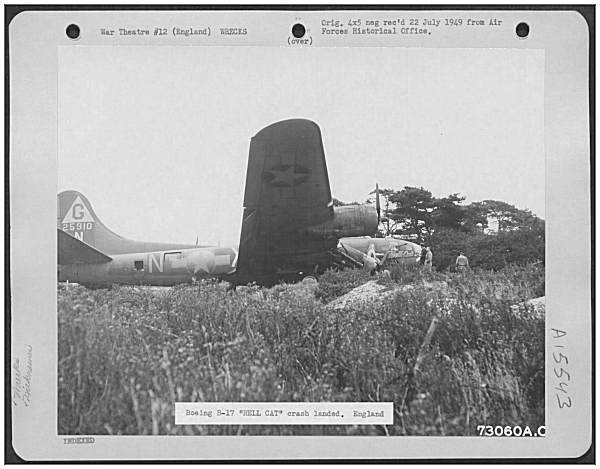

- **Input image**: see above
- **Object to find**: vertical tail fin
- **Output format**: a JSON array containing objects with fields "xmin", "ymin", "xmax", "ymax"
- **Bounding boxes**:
[
  {"xmin": 57, "ymin": 190, "xmax": 199, "ymax": 255},
  {"xmin": 57, "ymin": 190, "xmax": 123, "ymax": 251}
]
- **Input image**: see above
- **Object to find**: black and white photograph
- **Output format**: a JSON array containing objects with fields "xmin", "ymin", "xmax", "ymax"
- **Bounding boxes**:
[
  {"xmin": 56, "ymin": 44, "xmax": 547, "ymax": 437},
  {"xmin": 8, "ymin": 6, "xmax": 593, "ymax": 462}
]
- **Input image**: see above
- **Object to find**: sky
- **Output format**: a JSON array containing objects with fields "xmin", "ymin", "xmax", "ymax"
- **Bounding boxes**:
[{"xmin": 58, "ymin": 46, "xmax": 544, "ymax": 246}]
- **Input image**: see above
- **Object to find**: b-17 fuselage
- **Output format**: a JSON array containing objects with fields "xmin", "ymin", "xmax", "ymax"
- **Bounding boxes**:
[{"xmin": 58, "ymin": 246, "xmax": 238, "ymax": 287}]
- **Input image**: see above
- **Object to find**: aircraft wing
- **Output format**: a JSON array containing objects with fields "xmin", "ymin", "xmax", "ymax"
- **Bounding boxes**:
[
  {"xmin": 236, "ymin": 119, "xmax": 335, "ymax": 281},
  {"xmin": 58, "ymin": 229, "xmax": 112, "ymax": 265}
]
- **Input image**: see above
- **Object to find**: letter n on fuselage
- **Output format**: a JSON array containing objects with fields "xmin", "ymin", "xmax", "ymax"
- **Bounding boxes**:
[{"xmin": 148, "ymin": 253, "xmax": 164, "ymax": 273}]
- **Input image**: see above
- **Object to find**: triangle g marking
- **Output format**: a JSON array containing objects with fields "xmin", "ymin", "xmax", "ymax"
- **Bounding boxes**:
[{"xmin": 62, "ymin": 195, "xmax": 95, "ymax": 223}]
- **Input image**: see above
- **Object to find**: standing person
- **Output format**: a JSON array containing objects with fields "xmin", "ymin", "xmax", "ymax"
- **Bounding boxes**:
[
  {"xmin": 455, "ymin": 252, "xmax": 469, "ymax": 272},
  {"xmin": 362, "ymin": 253, "xmax": 378, "ymax": 276},
  {"xmin": 424, "ymin": 247, "xmax": 433, "ymax": 272},
  {"xmin": 419, "ymin": 246, "xmax": 427, "ymax": 266}
]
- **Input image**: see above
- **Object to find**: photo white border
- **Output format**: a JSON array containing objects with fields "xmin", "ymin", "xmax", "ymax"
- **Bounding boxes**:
[{"xmin": 8, "ymin": 8, "xmax": 592, "ymax": 460}]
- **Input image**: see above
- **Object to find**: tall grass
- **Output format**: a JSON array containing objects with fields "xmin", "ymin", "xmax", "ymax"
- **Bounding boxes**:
[{"xmin": 58, "ymin": 264, "xmax": 544, "ymax": 435}]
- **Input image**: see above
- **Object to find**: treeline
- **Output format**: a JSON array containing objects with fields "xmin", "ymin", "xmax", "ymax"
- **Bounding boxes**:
[{"xmin": 356, "ymin": 186, "xmax": 545, "ymax": 271}]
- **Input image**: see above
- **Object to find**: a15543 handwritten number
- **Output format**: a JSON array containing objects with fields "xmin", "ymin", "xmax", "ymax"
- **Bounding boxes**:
[{"xmin": 552, "ymin": 328, "xmax": 572, "ymax": 409}]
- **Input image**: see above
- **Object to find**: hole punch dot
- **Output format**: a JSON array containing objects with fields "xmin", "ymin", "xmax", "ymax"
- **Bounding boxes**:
[
  {"xmin": 516, "ymin": 22, "xmax": 529, "ymax": 38},
  {"xmin": 66, "ymin": 24, "xmax": 80, "ymax": 40},
  {"xmin": 292, "ymin": 23, "xmax": 306, "ymax": 39}
]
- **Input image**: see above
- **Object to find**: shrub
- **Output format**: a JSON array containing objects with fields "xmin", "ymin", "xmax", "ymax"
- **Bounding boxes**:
[
  {"xmin": 428, "ymin": 227, "xmax": 545, "ymax": 271},
  {"xmin": 314, "ymin": 268, "xmax": 372, "ymax": 303}
]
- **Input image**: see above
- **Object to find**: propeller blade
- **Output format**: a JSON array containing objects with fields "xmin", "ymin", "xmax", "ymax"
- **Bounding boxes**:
[{"xmin": 375, "ymin": 183, "xmax": 381, "ymax": 224}]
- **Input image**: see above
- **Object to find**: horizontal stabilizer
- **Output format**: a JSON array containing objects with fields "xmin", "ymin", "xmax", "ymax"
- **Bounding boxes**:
[{"xmin": 58, "ymin": 229, "xmax": 112, "ymax": 265}]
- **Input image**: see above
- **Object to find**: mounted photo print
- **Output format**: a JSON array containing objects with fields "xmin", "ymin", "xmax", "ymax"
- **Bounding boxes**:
[{"xmin": 7, "ymin": 5, "xmax": 594, "ymax": 463}]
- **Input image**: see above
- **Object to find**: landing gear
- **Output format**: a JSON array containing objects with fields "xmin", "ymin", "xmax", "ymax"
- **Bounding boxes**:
[
  {"xmin": 298, "ymin": 264, "xmax": 320, "ymax": 284},
  {"xmin": 301, "ymin": 274, "xmax": 318, "ymax": 284}
]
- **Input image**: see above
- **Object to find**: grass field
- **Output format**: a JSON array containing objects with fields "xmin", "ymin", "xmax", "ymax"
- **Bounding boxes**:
[{"xmin": 58, "ymin": 264, "xmax": 544, "ymax": 436}]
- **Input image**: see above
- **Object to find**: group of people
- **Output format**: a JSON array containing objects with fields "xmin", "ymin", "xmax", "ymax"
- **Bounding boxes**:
[
  {"xmin": 419, "ymin": 246, "xmax": 469, "ymax": 272},
  {"xmin": 419, "ymin": 246, "xmax": 434, "ymax": 271},
  {"xmin": 361, "ymin": 243, "xmax": 470, "ymax": 275}
]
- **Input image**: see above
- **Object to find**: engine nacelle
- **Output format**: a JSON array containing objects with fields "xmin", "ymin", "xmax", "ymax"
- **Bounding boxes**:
[{"xmin": 303, "ymin": 205, "xmax": 378, "ymax": 239}]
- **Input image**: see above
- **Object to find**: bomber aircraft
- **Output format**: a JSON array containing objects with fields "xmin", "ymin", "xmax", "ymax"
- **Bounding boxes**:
[{"xmin": 58, "ymin": 119, "xmax": 420, "ymax": 287}]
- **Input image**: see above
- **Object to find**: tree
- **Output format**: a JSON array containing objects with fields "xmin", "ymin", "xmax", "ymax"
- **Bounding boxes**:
[
  {"xmin": 421, "ymin": 194, "xmax": 544, "ymax": 270},
  {"xmin": 472, "ymin": 200, "xmax": 542, "ymax": 233},
  {"xmin": 428, "ymin": 227, "xmax": 545, "ymax": 271},
  {"xmin": 430, "ymin": 193, "xmax": 466, "ymax": 231},
  {"xmin": 389, "ymin": 186, "xmax": 436, "ymax": 243},
  {"xmin": 461, "ymin": 203, "xmax": 489, "ymax": 233},
  {"xmin": 427, "ymin": 200, "xmax": 545, "ymax": 270},
  {"xmin": 427, "ymin": 227, "xmax": 475, "ymax": 270}
]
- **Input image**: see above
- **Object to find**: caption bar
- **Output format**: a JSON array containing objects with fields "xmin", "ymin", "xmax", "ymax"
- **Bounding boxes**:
[{"xmin": 175, "ymin": 402, "xmax": 393, "ymax": 425}]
